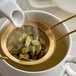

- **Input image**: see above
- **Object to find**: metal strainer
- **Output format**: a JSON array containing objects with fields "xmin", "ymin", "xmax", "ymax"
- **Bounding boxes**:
[{"xmin": 0, "ymin": 15, "xmax": 76, "ymax": 65}]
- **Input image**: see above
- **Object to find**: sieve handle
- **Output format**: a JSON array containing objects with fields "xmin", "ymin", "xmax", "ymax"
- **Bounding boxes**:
[
  {"xmin": 0, "ymin": 56, "xmax": 8, "ymax": 60},
  {"xmin": 50, "ymin": 14, "xmax": 76, "ymax": 41},
  {"xmin": 56, "ymin": 30, "xmax": 76, "ymax": 41},
  {"xmin": 50, "ymin": 15, "xmax": 76, "ymax": 29}
]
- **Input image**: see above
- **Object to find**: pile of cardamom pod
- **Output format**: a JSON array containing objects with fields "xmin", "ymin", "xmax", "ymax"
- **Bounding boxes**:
[{"xmin": 7, "ymin": 32, "xmax": 46, "ymax": 61}]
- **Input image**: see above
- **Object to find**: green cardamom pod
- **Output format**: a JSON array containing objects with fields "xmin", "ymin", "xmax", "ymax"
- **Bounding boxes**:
[
  {"xmin": 30, "ymin": 46, "xmax": 35, "ymax": 58},
  {"xmin": 25, "ymin": 36, "xmax": 32, "ymax": 47},
  {"xmin": 31, "ymin": 40, "xmax": 40, "ymax": 46},
  {"xmin": 9, "ymin": 49, "xmax": 19, "ymax": 55},
  {"xmin": 40, "ymin": 38, "xmax": 46, "ymax": 46},
  {"xmin": 19, "ymin": 53, "xmax": 30, "ymax": 60},
  {"xmin": 36, "ymin": 44, "xmax": 42, "ymax": 55},
  {"xmin": 21, "ymin": 47, "xmax": 29, "ymax": 54},
  {"xmin": 18, "ymin": 33, "xmax": 27, "ymax": 42}
]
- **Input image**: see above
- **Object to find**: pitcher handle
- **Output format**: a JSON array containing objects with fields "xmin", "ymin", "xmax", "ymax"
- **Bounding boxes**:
[
  {"xmin": 28, "ymin": 0, "xmax": 56, "ymax": 8},
  {"xmin": 65, "ymin": 55, "xmax": 76, "ymax": 76}
]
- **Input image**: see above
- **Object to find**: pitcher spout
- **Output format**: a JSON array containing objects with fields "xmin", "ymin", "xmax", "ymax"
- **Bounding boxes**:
[{"xmin": 0, "ymin": 0, "xmax": 24, "ymax": 27}]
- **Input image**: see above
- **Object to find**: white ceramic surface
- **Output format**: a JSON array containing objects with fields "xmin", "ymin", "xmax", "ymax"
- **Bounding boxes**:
[
  {"xmin": 0, "ymin": 0, "xmax": 24, "ymax": 27},
  {"xmin": 0, "ymin": 10, "xmax": 76, "ymax": 76},
  {"xmin": 28, "ymin": 0, "xmax": 56, "ymax": 8},
  {"xmin": 28, "ymin": 0, "xmax": 76, "ymax": 14}
]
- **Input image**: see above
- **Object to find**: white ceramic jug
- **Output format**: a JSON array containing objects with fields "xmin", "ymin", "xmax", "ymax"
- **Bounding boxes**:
[{"xmin": 0, "ymin": 0, "xmax": 24, "ymax": 28}]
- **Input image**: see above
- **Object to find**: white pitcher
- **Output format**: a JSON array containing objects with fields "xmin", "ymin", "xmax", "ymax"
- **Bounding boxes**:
[{"xmin": 0, "ymin": 0, "xmax": 24, "ymax": 29}]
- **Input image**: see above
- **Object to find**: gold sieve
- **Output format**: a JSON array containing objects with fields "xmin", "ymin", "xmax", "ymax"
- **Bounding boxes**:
[{"xmin": 0, "ymin": 15, "xmax": 76, "ymax": 65}]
